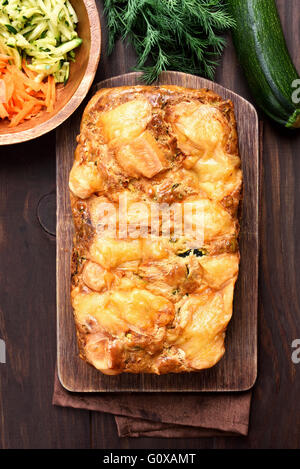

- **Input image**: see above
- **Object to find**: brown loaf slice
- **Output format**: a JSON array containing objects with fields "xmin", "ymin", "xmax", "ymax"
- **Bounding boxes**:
[{"xmin": 69, "ymin": 85, "xmax": 242, "ymax": 375}]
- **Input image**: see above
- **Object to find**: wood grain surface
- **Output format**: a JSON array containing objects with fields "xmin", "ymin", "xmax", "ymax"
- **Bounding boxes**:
[
  {"xmin": 0, "ymin": 0, "xmax": 101, "ymax": 145},
  {"xmin": 56, "ymin": 71, "xmax": 259, "ymax": 393},
  {"xmin": 0, "ymin": 0, "xmax": 300, "ymax": 448}
]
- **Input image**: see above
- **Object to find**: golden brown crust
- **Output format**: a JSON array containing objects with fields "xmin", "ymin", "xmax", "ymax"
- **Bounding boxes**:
[{"xmin": 69, "ymin": 85, "xmax": 242, "ymax": 375}]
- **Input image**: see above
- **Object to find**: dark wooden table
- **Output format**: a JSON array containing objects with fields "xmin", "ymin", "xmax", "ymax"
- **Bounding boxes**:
[{"xmin": 0, "ymin": 0, "xmax": 299, "ymax": 449}]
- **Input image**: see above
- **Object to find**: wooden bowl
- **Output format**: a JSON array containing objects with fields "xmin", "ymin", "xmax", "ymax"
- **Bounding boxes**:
[{"xmin": 0, "ymin": 0, "xmax": 101, "ymax": 145}]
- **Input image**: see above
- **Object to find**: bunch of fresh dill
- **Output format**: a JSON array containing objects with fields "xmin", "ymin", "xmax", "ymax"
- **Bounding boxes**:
[{"xmin": 103, "ymin": 0, "xmax": 235, "ymax": 83}]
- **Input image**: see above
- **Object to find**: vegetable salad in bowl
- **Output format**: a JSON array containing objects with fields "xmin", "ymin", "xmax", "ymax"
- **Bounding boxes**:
[{"xmin": 0, "ymin": 0, "xmax": 82, "ymax": 126}]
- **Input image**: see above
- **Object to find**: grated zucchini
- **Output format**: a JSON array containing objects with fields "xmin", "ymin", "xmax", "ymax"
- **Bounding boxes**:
[{"xmin": 0, "ymin": 0, "xmax": 82, "ymax": 83}]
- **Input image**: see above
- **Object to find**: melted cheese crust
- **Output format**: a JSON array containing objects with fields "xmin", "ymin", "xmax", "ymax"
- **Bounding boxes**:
[{"xmin": 69, "ymin": 85, "xmax": 242, "ymax": 375}]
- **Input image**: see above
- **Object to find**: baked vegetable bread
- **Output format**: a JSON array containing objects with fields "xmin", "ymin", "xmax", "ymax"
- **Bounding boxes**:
[{"xmin": 69, "ymin": 85, "xmax": 242, "ymax": 375}]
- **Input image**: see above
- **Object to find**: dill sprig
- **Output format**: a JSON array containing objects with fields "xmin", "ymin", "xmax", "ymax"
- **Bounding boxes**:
[{"xmin": 104, "ymin": 0, "xmax": 235, "ymax": 83}]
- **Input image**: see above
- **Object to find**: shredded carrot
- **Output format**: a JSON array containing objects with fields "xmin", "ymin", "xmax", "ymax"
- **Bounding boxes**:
[
  {"xmin": 0, "ymin": 57, "xmax": 57, "ymax": 127},
  {"xmin": 9, "ymin": 100, "xmax": 37, "ymax": 127},
  {"xmin": 46, "ymin": 75, "xmax": 56, "ymax": 113},
  {"xmin": 45, "ymin": 75, "xmax": 52, "ymax": 109},
  {"xmin": 0, "ymin": 103, "xmax": 8, "ymax": 119}
]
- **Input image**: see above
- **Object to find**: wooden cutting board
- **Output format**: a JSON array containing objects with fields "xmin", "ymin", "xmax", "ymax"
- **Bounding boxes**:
[{"xmin": 56, "ymin": 71, "xmax": 259, "ymax": 392}]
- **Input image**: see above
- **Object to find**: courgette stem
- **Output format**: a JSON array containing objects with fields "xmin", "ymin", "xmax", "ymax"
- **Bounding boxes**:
[{"xmin": 287, "ymin": 110, "xmax": 300, "ymax": 129}]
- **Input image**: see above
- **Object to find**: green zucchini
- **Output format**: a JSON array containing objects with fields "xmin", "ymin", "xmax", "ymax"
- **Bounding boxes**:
[{"xmin": 227, "ymin": 0, "xmax": 300, "ymax": 128}]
